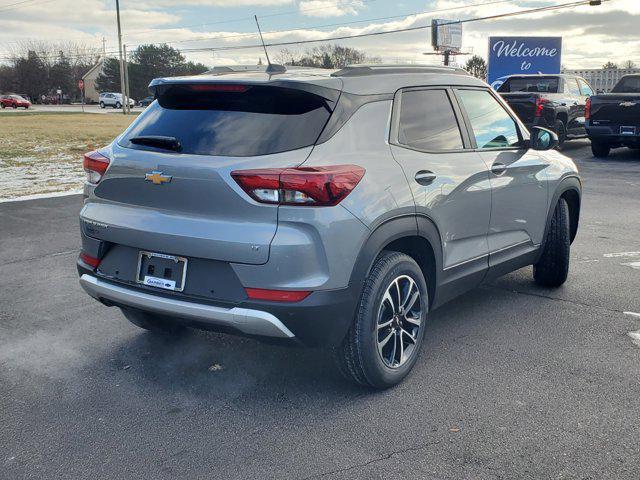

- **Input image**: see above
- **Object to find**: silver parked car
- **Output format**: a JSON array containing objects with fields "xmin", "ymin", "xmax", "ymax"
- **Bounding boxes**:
[
  {"xmin": 99, "ymin": 92, "xmax": 135, "ymax": 109},
  {"xmin": 78, "ymin": 65, "xmax": 581, "ymax": 388}
]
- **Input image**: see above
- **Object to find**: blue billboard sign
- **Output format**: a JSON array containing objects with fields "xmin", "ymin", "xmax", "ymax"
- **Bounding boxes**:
[{"xmin": 487, "ymin": 37, "xmax": 562, "ymax": 90}]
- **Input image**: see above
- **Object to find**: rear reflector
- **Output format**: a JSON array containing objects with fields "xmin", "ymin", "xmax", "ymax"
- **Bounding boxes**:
[
  {"xmin": 231, "ymin": 165, "xmax": 365, "ymax": 207},
  {"xmin": 79, "ymin": 252, "xmax": 101, "ymax": 268},
  {"xmin": 245, "ymin": 288, "xmax": 311, "ymax": 303},
  {"xmin": 83, "ymin": 150, "xmax": 110, "ymax": 184}
]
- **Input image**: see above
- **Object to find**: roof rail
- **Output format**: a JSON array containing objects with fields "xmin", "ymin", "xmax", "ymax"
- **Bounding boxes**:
[{"xmin": 332, "ymin": 64, "xmax": 468, "ymax": 77}]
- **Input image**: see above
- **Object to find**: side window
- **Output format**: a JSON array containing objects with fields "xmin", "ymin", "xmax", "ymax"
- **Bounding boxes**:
[
  {"xmin": 566, "ymin": 78, "xmax": 581, "ymax": 96},
  {"xmin": 396, "ymin": 89, "xmax": 464, "ymax": 151},
  {"xmin": 456, "ymin": 89, "xmax": 521, "ymax": 149},
  {"xmin": 578, "ymin": 79, "xmax": 594, "ymax": 96}
]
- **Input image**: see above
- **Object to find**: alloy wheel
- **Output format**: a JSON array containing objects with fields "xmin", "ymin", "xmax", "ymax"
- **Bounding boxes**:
[{"xmin": 376, "ymin": 275, "xmax": 423, "ymax": 368}]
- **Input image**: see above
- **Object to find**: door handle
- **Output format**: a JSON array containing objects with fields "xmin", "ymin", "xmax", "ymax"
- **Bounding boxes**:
[
  {"xmin": 415, "ymin": 170, "xmax": 437, "ymax": 185},
  {"xmin": 491, "ymin": 162, "xmax": 508, "ymax": 176}
]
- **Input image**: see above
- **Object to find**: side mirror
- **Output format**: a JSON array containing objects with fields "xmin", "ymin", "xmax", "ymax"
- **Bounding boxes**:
[{"xmin": 529, "ymin": 126, "xmax": 559, "ymax": 151}]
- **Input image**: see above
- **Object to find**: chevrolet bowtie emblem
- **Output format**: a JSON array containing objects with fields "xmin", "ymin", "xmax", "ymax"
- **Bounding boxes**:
[
  {"xmin": 620, "ymin": 102, "xmax": 637, "ymax": 107},
  {"xmin": 145, "ymin": 171, "xmax": 172, "ymax": 185}
]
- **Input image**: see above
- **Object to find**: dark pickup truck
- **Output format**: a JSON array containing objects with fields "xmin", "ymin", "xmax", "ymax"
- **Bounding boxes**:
[
  {"xmin": 498, "ymin": 74, "xmax": 594, "ymax": 147},
  {"xmin": 586, "ymin": 74, "xmax": 640, "ymax": 158}
]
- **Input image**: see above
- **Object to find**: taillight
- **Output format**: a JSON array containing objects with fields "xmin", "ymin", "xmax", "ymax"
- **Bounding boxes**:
[
  {"xmin": 79, "ymin": 252, "xmax": 101, "ymax": 269},
  {"xmin": 231, "ymin": 165, "xmax": 365, "ymax": 207},
  {"xmin": 585, "ymin": 98, "xmax": 591, "ymax": 120},
  {"xmin": 245, "ymin": 288, "xmax": 311, "ymax": 302},
  {"xmin": 535, "ymin": 97, "xmax": 547, "ymax": 117},
  {"xmin": 83, "ymin": 150, "xmax": 110, "ymax": 184}
]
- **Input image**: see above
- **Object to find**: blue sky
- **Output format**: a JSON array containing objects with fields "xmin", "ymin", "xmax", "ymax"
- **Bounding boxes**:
[{"xmin": 1, "ymin": 0, "xmax": 639, "ymax": 68}]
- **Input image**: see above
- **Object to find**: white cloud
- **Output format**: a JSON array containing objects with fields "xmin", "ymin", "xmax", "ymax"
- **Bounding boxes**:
[
  {"xmin": 0, "ymin": 0, "xmax": 638, "ymax": 70},
  {"xmin": 298, "ymin": 0, "xmax": 364, "ymax": 18}
]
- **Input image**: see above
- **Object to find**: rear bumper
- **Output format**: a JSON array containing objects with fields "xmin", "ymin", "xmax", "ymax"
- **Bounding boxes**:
[
  {"xmin": 586, "ymin": 124, "xmax": 640, "ymax": 145},
  {"xmin": 80, "ymin": 273, "xmax": 295, "ymax": 339},
  {"xmin": 78, "ymin": 268, "xmax": 361, "ymax": 347}
]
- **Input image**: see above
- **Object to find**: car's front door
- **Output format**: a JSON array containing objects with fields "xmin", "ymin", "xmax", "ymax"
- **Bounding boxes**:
[
  {"xmin": 389, "ymin": 87, "xmax": 492, "ymax": 286},
  {"xmin": 453, "ymin": 87, "xmax": 549, "ymax": 270}
]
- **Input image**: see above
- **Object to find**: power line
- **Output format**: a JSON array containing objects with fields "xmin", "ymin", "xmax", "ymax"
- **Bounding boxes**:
[
  {"xmin": 0, "ymin": 0, "xmax": 58, "ymax": 12},
  {"xmin": 124, "ymin": 0, "xmax": 525, "ymax": 48},
  {"xmin": 0, "ymin": 0, "xmax": 614, "ymax": 60},
  {"xmin": 126, "ymin": 0, "xmax": 378, "ymax": 35},
  {"xmin": 169, "ymin": 0, "xmax": 614, "ymax": 54}
]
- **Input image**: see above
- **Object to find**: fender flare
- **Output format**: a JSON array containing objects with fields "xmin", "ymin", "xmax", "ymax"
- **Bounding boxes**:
[
  {"xmin": 348, "ymin": 214, "xmax": 443, "ymax": 307},
  {"xmin": 539, "ymin": 176, "xmax": 582, "ymax": 260}
]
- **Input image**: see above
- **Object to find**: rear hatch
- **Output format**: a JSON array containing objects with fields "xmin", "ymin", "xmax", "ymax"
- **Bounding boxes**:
[
  {"xmin": 498, "ymin": 76, "xmax": 560, "ymax": 124},
  {"xmin": 81, "ymin": 79, "xmax": 341, "ymax": 265},
  {"xmin": 499, "ymin": 92, "xmax": 539, "ymax": 124},
  {"xmin": 590, "ymin": 94, "xmax": 640, "ymax": 126}
]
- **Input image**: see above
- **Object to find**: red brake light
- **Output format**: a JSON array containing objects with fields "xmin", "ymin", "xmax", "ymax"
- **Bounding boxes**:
[
  {"xmin": 535, "ymin": 97, "xmax": 547, "ymax": 117},
  {"xmin": 188, "ymin": 84, "xmax": 249, "ymax": 92},
  {"xmin": 231, "ymin": 165, "xmax": 365, "ymax": 207},
  {"xmin": 83, "ymin": 150, "xmax": 110, "ymax": 184},
  {"xmin": 245, "ymin": 288, "xmax": 311, "ymax": 303},
  {"xmin": 585, "ymin": 98, "xmax": 591, "ymax": 120},
  {"xmin": 79, "ymin": 252, "xmax": 101, "ymax": 269}
]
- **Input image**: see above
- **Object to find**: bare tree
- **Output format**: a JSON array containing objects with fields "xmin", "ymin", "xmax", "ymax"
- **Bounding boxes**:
[{"xmin": 274, "ymin": 44, "xmax": 375, "ymax": 69}]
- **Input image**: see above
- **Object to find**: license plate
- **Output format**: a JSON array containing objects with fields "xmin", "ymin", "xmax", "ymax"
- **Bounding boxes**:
[
  {"xmin": 136, "ymin": 251, "xmax": 187, "ymax": 292},
  {"xmin": 620, "ymin": 126, "xmax": 636, "ymax": 135}
]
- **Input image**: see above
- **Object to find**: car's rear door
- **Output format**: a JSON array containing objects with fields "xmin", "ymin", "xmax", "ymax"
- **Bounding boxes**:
[
  {"xmin": 453, "ymin": 87, "xmax": 549, "ymax": 271},
  {"xmin": 389, "ymin": 87, "xmax": 492, "ymax": 285}
]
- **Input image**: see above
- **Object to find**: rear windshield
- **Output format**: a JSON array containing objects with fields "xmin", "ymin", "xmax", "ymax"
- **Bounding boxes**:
[
  {"xmin": 498, "ymin": 77, "xmax": 559, "ymax": 93},
  {"xmin": 119, "ymin": 84, "xmax": 333, "ymax": 157},
  {"xmin": 612, "ymin": 76, "xmax": 640, "ymax": 93}
]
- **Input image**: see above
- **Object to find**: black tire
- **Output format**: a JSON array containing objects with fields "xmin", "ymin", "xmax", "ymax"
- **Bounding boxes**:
[
  {"xmin": 591, "ymin": 141, "xmax": 610, "ymax": 158},
  {"xmin": 1, "ymin": 104, "xmax": 5, "ymax": 108},
  {"xmin": 99, "ymin": 102, "xmax": 105, "ymax": 109},
  {"xmin": 334, "ymin": 251, "xmax": 428, "ymax": 389},
  {"xmin": 115, "ymin": 102, "xmax": 121, "ymax": 109},
  {"xmin": 533, "ymin": 198, "xmax": 570, "ymax": 287},
  {"xmin": 12, "ymin": 104, "xmax": 17, "ymax": 109},
  {"xmin": 121, "ymin": 308, "xmax": 187, "ymax": 335},
  {"xmin": 554, "ymin": 119, "xmax": 567, "ymax": 148}
]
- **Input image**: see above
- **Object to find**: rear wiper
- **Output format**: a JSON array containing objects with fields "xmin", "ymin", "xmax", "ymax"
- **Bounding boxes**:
[{"xmin": 129, "ymin": 135, "xmax": 182, "ymax": 152}]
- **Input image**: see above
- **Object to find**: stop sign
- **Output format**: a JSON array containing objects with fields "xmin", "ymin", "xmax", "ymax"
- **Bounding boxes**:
[{"xmin": 78, "ymin": 79, "xmax": 84, "ymax": 90}]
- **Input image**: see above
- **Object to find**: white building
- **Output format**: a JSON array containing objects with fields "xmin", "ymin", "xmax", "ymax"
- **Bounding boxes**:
[{"xmin": 562, "ymin": 67, "xmax": 640, "ymax": 93}]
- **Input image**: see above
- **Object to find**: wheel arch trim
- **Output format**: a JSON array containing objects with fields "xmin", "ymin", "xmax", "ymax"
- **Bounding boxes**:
[{"xmin": 348, "ymin": 214, "xmax": 443, "ymax": 307}]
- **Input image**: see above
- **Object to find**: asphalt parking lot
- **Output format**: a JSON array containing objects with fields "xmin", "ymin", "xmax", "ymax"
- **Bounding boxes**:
[{"xmin": 1, "ymin": 140, "xmax": 639, "ymax": 479}]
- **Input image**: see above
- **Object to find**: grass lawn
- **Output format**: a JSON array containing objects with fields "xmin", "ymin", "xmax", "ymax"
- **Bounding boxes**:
[{"xmin": 0, "ymin": 113, "xmax": 136, "ymax": 200}]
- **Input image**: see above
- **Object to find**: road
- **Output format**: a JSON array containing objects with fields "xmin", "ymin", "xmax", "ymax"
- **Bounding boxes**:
[{"xmin": 1, "ymin": 141, "xmax": 639, "ymax": 479}]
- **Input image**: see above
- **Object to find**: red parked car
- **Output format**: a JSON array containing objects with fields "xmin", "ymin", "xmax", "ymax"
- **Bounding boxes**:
[{"xmin": 0, "ymin": 94, "xmax": 31, "ymax": 109}]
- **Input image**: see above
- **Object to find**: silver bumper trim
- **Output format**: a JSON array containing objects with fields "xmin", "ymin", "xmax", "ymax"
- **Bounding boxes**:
[{"xmin": 79, "ymin": 274, "xmax": 294, "ymax": 339}]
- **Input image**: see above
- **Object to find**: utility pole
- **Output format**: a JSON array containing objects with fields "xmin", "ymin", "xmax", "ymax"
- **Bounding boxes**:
[
  {"xmin": 123, "ymin": 44, "xmax": 131, "ymax": 114},
  {"xmin": 115, "ymin": 0, "xmax": 127, "ymax": 114},
  {"xmin": 102, "ymin": 37, "xmax": 107, "ymax": 58}
]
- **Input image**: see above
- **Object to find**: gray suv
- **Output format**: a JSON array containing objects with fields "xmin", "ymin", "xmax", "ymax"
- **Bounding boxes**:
[{"xmin": 78, "ymin": 65, "xmax": 581, "ymax": 388}]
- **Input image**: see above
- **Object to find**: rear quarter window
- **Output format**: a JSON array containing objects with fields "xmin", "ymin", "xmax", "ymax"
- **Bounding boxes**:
[
  {"xmin": 612, "ymin": 76, "xmax": 640, "ymax": 93},
  {"xmin": 119, "ymin": 84, "xmax": 333, "ymax": 157}
]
